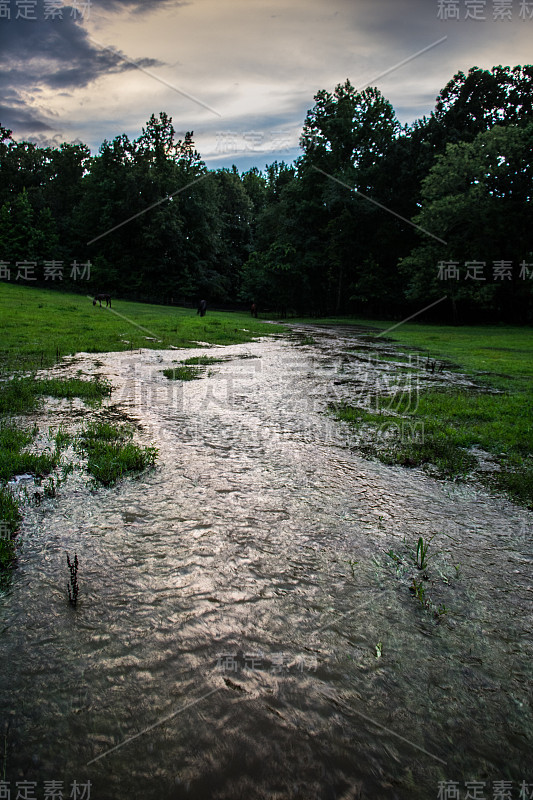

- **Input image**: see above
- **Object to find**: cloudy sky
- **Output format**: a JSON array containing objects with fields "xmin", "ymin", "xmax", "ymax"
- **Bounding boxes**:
[{"xmin": 1, "ymin": 0, "xmax": 532, "ymax": 171}]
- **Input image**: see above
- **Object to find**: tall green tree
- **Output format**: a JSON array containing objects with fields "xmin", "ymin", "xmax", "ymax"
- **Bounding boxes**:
[
  {"xmin": 0, "ymin": 189, "xmax": 37, "ymax": 264},
  {"xmin": 293, "ymin": 81, "xmax": 402, "ymax": 313},
  {"xmin": 399, "ymin": 123, "xmax": 533, "ymax": 322}
]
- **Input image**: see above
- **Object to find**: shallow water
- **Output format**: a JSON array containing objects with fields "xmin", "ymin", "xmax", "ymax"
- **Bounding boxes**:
[{"xmin": 1, "ymin": 324, "xmax": 532, "ymax": 799}]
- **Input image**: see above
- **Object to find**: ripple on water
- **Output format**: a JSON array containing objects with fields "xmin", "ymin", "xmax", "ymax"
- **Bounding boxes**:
[{"xmin": 0, "ymin": 330, "xmax": 532, "ymax": 798}]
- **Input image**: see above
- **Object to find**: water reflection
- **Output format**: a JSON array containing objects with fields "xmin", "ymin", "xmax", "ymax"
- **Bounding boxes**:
[{"xmin": 0, "ymin": 325, "xmax": 532, "ymax": 799}]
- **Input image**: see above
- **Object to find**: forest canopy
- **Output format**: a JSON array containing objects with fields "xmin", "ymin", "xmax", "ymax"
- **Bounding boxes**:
[{"xmin": 1, "ymin": 65, "xmax": 532, "ymax": 323}]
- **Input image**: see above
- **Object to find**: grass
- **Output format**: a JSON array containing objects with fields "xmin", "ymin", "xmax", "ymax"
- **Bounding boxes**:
[
  {"xmin": 0, "ymin": 282, "xmax": 285, "ymax": 375},
  {"xmin": 0, "ymin": 375, "xmax": 130, "ymax": 582},
  {"xmin": 0, "ymin": 378, "xmax": 111, "ymax": 486},
  {"xmin": 1, "ymin": 285, "xmax": 531, "ymax": 572},
  {"xmin": 292, "ymin": 317, "xmax": 533, "ymax": 387},
  {"xmin": 0, "ymin": 375, "xmax": 114, "ymax": 573},
  {"xmin": 163, "ymin": 365, "xmax": 203, "ymax": 381},
  {"xmin": 410, "ymin": 577, "xmax": 428, "ymax": 607},
  {"xmin": 163, "ymin": 356, "xmax": 226, "ymax": 381},
  {"xmin": 383, "ymin": 534, "xmax": 454, "ymax": 620},
  {"xmin": 1, "ymin": 283, "xmax": 280, "ymax": 581},
  {"xmin": 0, "ymin": 486, "xmax": 22, "ymax": 537},
  {"xmin": 76, "ymin": 421, "xmax": 158, "ymax": 486},
  {"xmin": 329, "ymin": 321, "xmax": 533, "ymax": 507},
  {"xmin": 334, "ymin": 388, "xmax": 533, "ymax": 503},
  {"xmin": 180, "ymin": 356, "xmax": 225, "ymax": 366},
  {"xmin": 0, "ymin": 538, "xmax": 16, "ymax": 586},
  {"xmin": 0, "ymin": 486, "xmax": 22, "ymax": 585},
  {"xmin": 0, "ymin": 375, "xmax": 112, "ymax": 415},
  {"xmin": 415, "ymin": 536, "xmax": 432, "ymax": 570},
  {"xmin": 0, "ymin": 442, "xmax": 60, "ymax": 483},
  {"xmin": 0, "ymin": 420, "xmax": 75, "ymax": 519},
  {"xmin": 0, "ymin": 419, "xmax": 75, "ymax": 581},
  {"xmin": 0, "ymin": 283, "xmax": 282, "ymax": 582}
]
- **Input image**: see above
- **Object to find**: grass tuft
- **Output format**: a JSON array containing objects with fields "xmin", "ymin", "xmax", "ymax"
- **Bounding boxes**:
[
  {"xmin": 180, "ymin": 356, "xmax": 224, "ymax": 366},
  {"xmin": 76, "ymin": 421, "xmax": 158, "ymax": 486},
  {"xmin": 0, "ymin": 376, "xmax": 111, "ymax": 415},
  {"xmin": 0, "ymin": 423, "xmax": 60, "ymax": 481},
  {"xmin": 163, "ymin": 365, "xmax": 202, "ymax": 381},
  {"xmin": 0, "ymin": 486, "xmax": 22, "ymax": 537},
  {"xmin": 332, "ymin": 382, "xmax": 533, "ymax": 506}
]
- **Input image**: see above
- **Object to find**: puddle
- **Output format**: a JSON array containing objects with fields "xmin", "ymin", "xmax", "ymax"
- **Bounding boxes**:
[{"xmin": 0, "ymin": 325, "xmax": 531, "ymax": 799}]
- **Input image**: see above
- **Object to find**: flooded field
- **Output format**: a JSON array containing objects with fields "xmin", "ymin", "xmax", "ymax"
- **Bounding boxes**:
[{"xmin": 1, "ymin": 324, "xmax": 532, "ymax": 799}]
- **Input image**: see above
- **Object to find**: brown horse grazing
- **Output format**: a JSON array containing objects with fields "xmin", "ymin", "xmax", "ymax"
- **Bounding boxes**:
[
  {"xmin": 93, "ymin": 294, "xmax": 111, "ymax": 307},
  {"xmin": 197, "ymin": 299, "xmax": 207, "ymax": 317}
]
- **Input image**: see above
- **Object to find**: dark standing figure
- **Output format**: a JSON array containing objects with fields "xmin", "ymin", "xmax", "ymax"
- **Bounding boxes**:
[
  {"xmin": 93, "ymin": 293, "xmax": 111, "ymax": 307},
  {"xmin": 251, "ymin": 302, "xmax": 258, "ymax": 318},
  {"xmin": 197, "ymin": 299, "xmax": 207, "ymax": 317}
]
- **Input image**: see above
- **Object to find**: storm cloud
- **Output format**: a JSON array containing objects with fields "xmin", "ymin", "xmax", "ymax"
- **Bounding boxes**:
[
  {"xmin": 0, "ymin": 5, "xmax": 166, "ymax": 140},
  {"xmin": 1, "ymin": 0, "xmax": 532, "ymax": 166}
]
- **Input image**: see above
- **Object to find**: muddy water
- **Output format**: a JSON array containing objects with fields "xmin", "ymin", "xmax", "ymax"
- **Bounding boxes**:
[{"xmin": 1, "ymin": 324, "xmax": 532, "ymax": 800}]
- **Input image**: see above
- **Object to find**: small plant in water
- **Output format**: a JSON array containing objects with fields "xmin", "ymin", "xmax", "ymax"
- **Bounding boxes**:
[
  {"xmin": 410, "ymin": 577, "xmax": 427, "ymax": 607},
  {"xmin": 385, "ymin": 548, "xmax": 407, "ymax": 577},
  {"xmin": 43, "ymin": 477, "xmax": 56, "ymax": 498},
  {"xmin": 386, "ymin": 549, "xmax": 401, "ymax": 564},
  {"xmin": 415, "ymin": 535, "xmax": 433, "ymax": 570},
  {"xmin": 163, "ymin": 365, "xmax": 203, "ymax": 381},
  {"xmin": 1, "ymin": 721, "xmax": 9, "ymax": 782},
  {"xmin": 375, "ymin": 641, "xmax": 383, "ymax": 659},
  {"xmin": 67, "ymin": 552, "xmax": 79, "ymax": 606},
  {"xmin": 345, "ymin": 558, "xmax": 359, "ymax": 577},
  {"xmin": 296, "ymin": 335, "xmax": 316, "ymax": 346},
  {"xmin": 61, "ymin": 463, "xmax": 74, "ymax": 481}
]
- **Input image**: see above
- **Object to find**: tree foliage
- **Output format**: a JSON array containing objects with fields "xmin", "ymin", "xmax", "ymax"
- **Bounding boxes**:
[{"xmin": 1, "ymin": 66, "xmax": 532, "ymax": 322}]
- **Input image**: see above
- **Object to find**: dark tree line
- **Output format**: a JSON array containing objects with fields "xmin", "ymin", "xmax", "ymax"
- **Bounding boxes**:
[{"xmin": 1, "ymin": 65, "xmax": 533, "ymax": 322}]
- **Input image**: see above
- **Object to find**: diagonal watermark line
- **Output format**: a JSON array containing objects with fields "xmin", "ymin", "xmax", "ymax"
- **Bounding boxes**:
[
  {"xmin": 346, "ymin": 706, "xmax": 447, "ymax": 765},
  {"xmin": 356, "ymin": 37, "xmax": 448, "ymax": 91},
  {"xmin": 85, "ymin": 298, "xmax": 164, "ymax": 342},
  {"xmin": 88, "ymin": 36, "xmax": 221, "ymax": 118},
  {"xmin": 311, "ymin": 601, "xmax": 373, "ymax": 637},
  {"xmin": 86, "ymin": 687, "xmax": 221, "ymax": 765},
  {"xmin": 306, "ymin": 604, "xmax": 447, "ymax": 765},
  {"xmin": 375, "ymin": 296, "xmax": 448, "ymax": 338},
  {"xmin": 313, "ymin": 167, "xmax": 447, "ymax": 245},
  {"xmin": 87, "ymin": 173, "xmax": 209, "ymax": 245}
]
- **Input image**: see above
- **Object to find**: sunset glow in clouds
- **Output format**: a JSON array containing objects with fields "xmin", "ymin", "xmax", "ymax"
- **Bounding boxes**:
[{"xmin": 1, "ymin": 0, "xmax": 532, "ymax": 170}]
